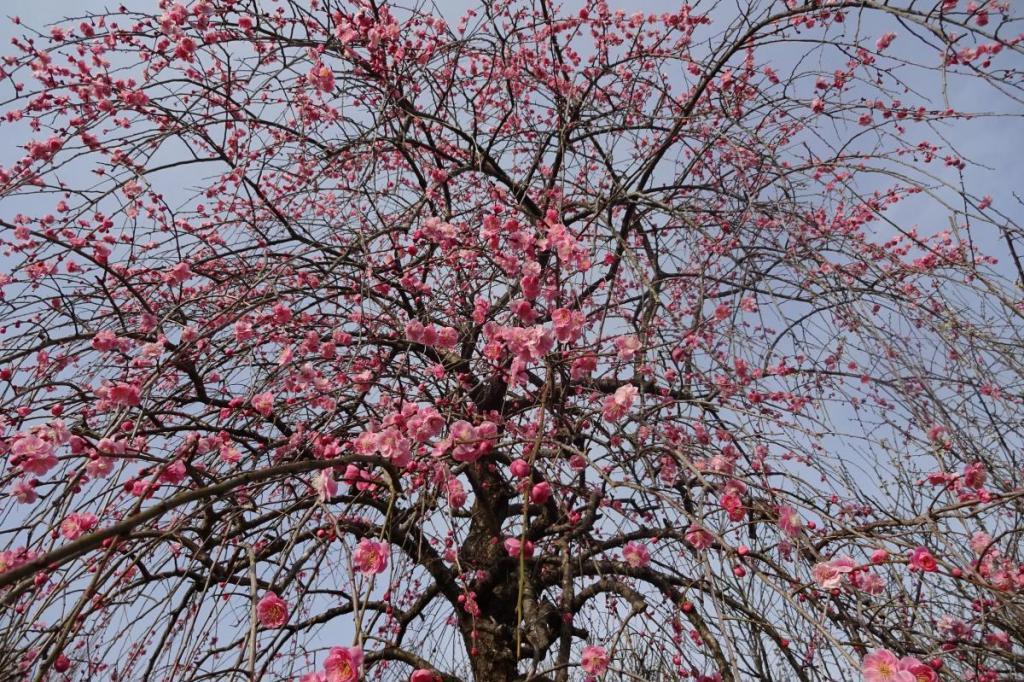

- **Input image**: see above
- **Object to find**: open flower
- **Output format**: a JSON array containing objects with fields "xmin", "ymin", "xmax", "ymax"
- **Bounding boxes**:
[
  {"xmin": 353, "ymin": 538, "xmax": 388, "ymax": 575},
  {"xmin": 324, "ymin": 646, "xmax": 363, "ymax": 682},
  {"xmin": 909, "ymin": 547, "xmax": 937, "ymax": 572},
  {"xmin": 862, "ymin": 649, "xmax": 914, "ymax": 682},
  {"xmin": 256, "ymin": 591, "xmax": 288, "ymax": 628},
  {"xmin": 580, "ymin": 645, "xmax": 609, "ymax": 675},
  {"xmin": 811, "ymin": 556, "xmax": 856, "ymax": 589},
  {"xmin": 623, "ymin": 542, "xmax": 651, "ymax": 568}
]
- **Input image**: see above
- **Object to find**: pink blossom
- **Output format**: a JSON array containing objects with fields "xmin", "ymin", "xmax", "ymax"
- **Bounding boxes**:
[
  {"xmin": 861, "ymin": 649, "xmax": 914, "ymax": 682},
  {"xmin": 108, "ymin": 382, "xmax": 141, "ymax": 407},
  {"xmin": 623, "ymin": 542, "xmax": 650, "ymax": 568},
  {"xmin": 410, "ymin": 671, "xmax": 440, "ymax": 682},
  {"xmin": 876, "ymin": 32, "xmax": 897, "ymax": 51},
  {"xmin": 11, "ymin": 480, "xmax": 36, "ymax": 504},
  {"xmin": 60, "ymin": 512, "xmax": 98, "ymax": 540},
  {"xmin": 963, "ymin": 461, "xmax": 986, "ymax": 488},
  {"xmin": 256, "ymin": 591, "xmax": 288, "ymax": 628},
  {"xmin": 442, "ymin": 477, "xmax": 466, "ymax": 509},
  {"xmin": 685, "ymin": 525, "xmax": 714, "ymax": 551},
  {"xmin": 852, "ymin": 570, "xmax": 886, "ymax": 595},
  {"xmin": 530, "ymin": 481, "xmax": 552, "ymax": 504},
  {"xmin": 308, "ymin": 63, "xmax": 336, "ymax": 92},
  {"xmin": 313, "ymin": 470, "xmax": 337, "ymax": 501},
  {"xmin": 551, "ymin": 307, "xmax": 585, "ymax": 343},
  {"xmin": 898, "ymin": 656, "xmax": 937, "ymax": 682},
  {"xmin": 811, "ymin": 556, "xmax": 856, "ymax": 589},
  {"xmin": 970, "ymin": 531, "xmax": 993, "ymax": 555},
  {"xmin": 503, "ymin": 537, "xmax": 535, "ymax": 558},
  {"xmin": 251, "ymin": 391, "xmax": 274, "ymax": 417},
  {"xmin": 375, "ymin": 428, "xmax": 412, "ymax": 467},
  {"xmin": 776, "ymin": 506, "xmax": 803, "ymax": 537},
  {"xmin": 909, "ymin": 547, "xmax": 937, "ymax": 572},
  {"xmin": 11, "ymin": 433, "xmax": 58, "ymax": 475},
  {"xmin": 570, "ymin": 355, "xmax": 597, "ymax": 379},
  {"xmin": 580, "ymin": 645, "xmax": 609, "ymax": 675},
  {"xmin": 324, "ymin": 646, "xmax": 363, "ymax": 682},
  {"xmin": 510, "ymin": 459, "xmax": 531, "ymax": 478},
  {"xmin": 602, "ymin": 384, "xmax": 637, "ymax": 422},
  {"xmin": 91, "ymin": 330, "xmax": 122, "ymax": 351},
  {"xmin": 165, "ymin": 261, "xmax": 192, "ymax": 284},
  {"xmin": 353, "ymin": 538, "xmax": 388, "ymax": 575},
  {"xmin": 614, "ymin": 335, "xmax": 641, "ymax": 361}
]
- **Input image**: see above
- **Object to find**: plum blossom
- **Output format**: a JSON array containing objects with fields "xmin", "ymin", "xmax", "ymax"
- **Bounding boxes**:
[
  {"xmin": 861, "ymin": 649, "xmax": 913, "ymax": 682},
  {"xmin": 909, "ymin": 547, "xmax": 937, "ymax": 572},
  {"xmin": 685, "ymin": 524, "xmax": 714, "ymax": 551},
  {"xmin": 623, "ymin": 542, "xmax": 651, "ymax": 568},
  {"xmin": 410, "ymin": 671, "xmax": 441, "ymax": 682},
  {"xmin": 324, "ymin": 646, "xmax": 363, "ymax": 682},
  {"xmin": 60, "ymin": 512, "xmax": 98, "ymax": 540},
  {"xmin": 256, "ymin": 591, "xmax": 288, "ymax": 628},
  {"xmin": 614, "ymin": 335, "xmax": 641, "ymax": 361},
  {"xmin": 308, "ymin": 63, "xmax": 335, "ymax": 92},
  {"xmin": 107, "ymin": 382, "xmax": 141, "ymax": 407},
  {"xmin": 580, "ymin": 645, "xmax": 609, "ymax": 675},
  {"xmin": 353, "ymin": 538, "xmax": 388, "ymax": 575},
  {"xmin": 811, "ymin": 556, "xmax": 856, "ymax": 589},
  {"xmin": 897, "ymin": 656, "xmax": 938, "ymax": 682},
  {"xmin": 11, "ymin": 433, "xmax": 58, "ymax": 476},
  {"xmin": 446, "ymin": 477, "xmax": 467, "ymax": 509},
  {"xmin": 530, "ymin": 481, "xmax": 552, "ymax": 504},
  {"xmin": 374, "ymin": 428, "xmax": 412, "ymax": 467},
  {"xmin": 313, "ymin": 470, "xmax": 337, "ymax": 501},
  {"xmin": 10, "ymin": 480, "xmax": 36, "ymax": 504},
  {"xmin": 551, "ymin": 307, "xmax": 585, "ymax": 343},
  {"xmin": 875, "ymin": 32, "xmax": 897, "ymax": 51},
  {"xmin": 503, "ymin": 537, "xmax": 535, "ymax": 558},
  {"xmin": 251, "ymin": 391, "xmax": 274, "ymax": 417},
  {"xmin": 602, "ymin": 384, "xmax": 637, "ymax": 422},
  {"xmin": 776, "ymin": 505, "xmax": 803, "ymax": 537}
]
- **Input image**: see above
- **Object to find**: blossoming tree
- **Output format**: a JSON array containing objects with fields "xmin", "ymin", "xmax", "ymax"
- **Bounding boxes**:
[{"xmin": 1, "ymin": 1, "xmax": 1023, "ymax": 681}]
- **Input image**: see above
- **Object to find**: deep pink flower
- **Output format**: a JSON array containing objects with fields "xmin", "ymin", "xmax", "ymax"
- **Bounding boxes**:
[
  {"xmin": 898, "ymin": 656, "xmax": 938, "ymax": 682},
  {"xmin": 353, "ymin": 538, "xmax": 388, "ymax": 575},
  {"xmin": 108, "ymin": 382, "xmax": 141, "ymax": 407},
  {"xmin": 530, "ymin": 481, "xmax": 552, "ymax": 504},
  {"xmin": 446, "ymin": 477, "xmax": 467, "ymax": 509},
  {"xmin": 909, "ymin": 547, "xmax": 937, "ymax": 572},
  {"xmin": 580, "ymin": 645, "xmax": 609, "ymax": 675},
  {"xmin": 623, "ymin": 542, "xmax": 650, "ymax": 568},
  {"xmin": 324, "ymin": 646, "xmax": 363, "ymax": 682},
  {"xmin": 510, "ymin": 459, "xmax": 531, "ymax": 478},
  {"xmin": 308, "ymin": 63, "xmax": 335, "ymax": 92},
  {"xmin": 504, "ymin": 537, "xmax": 535, "ymax": 558},
  {"xmin": 410, "ymin": 670, "xmax": 440, "ymax": 682},
  {"xmin": 256, "ymin": 591, "xmax": 288, "ymax": 628}
]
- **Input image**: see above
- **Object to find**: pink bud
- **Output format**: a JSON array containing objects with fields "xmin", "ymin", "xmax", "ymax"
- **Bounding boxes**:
[
  {"xmin": 530, "ymin": 482, "xmax": 552, "ymax": 504},
  {"xmin": 509, "ymin": 459, "xmax": 530, "ymax": 478}
]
